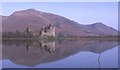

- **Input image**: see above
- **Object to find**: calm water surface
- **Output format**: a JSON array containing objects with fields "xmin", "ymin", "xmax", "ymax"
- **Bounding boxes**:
[{"xmin": 2, "ymin": 40, "xmax": 118, "ymax": 68}]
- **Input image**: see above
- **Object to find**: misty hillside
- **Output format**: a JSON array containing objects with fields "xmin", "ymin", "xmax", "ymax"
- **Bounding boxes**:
[{"xmin": 1, "ymin": 9, "xmax": 118, "ymax": 36}]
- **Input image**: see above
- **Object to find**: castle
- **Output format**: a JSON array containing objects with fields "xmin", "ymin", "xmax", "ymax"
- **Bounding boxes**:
[
  {"xmin": 39, "ymin": 24, "xmax": 55, "ymax": 37},
  {"xmin": 25, "ymin": 24, "xmax": 55, "ymax": 38}
]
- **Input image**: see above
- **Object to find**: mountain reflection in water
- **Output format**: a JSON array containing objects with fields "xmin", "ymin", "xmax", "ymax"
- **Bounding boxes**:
[{"xmin": 2, "ymin": 39, "xmax": 118, "ymax": 67}]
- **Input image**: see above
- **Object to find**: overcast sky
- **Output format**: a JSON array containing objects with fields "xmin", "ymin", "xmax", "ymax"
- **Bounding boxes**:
[{"xmin": 1, "ymin": 2, "xmax": 118, "ymax": 30}]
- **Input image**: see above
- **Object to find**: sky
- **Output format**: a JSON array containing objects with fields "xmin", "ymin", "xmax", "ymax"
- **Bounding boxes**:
[
  {"xmin": 1, "ymin": 2, "xmax": 118, "ymax": 30},
  {"xmin": 1, "ymin": 0, "xmax": 119, "ymax": 2}
]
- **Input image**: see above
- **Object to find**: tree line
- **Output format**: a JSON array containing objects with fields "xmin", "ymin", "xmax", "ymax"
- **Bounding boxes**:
[{"xmin": 2, "ymin": 27, "xmax": 34, "ymax": 38}]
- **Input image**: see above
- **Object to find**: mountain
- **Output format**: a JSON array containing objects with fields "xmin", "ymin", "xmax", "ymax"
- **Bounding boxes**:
[{"xmin": 1, "ymin": 9, "xmax": 118, "ymax": 36}]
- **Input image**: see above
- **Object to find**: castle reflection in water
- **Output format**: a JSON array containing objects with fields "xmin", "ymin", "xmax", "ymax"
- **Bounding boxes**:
[{"xmin": 2, "ymin": 39, "xmax": 118, "ymax": 67}]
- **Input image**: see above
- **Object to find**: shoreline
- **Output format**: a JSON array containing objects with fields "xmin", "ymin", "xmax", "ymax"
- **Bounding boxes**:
[{"xmin": 2, "ymin": 36, "xmax": 119, "ymax": 41}]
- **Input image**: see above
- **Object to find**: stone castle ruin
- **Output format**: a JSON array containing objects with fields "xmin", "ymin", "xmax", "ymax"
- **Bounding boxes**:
[{"xmin": 39, "ymin": 24, "xmax": 55, "ymax": 37}]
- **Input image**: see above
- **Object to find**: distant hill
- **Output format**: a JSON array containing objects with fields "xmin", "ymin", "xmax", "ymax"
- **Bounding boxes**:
[{"xmin": 1, "ymin": 9, "xmax": 118, "ymax": 36}]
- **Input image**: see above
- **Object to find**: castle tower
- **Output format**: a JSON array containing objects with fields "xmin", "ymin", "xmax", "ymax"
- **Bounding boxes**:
[
  {"xmin": 25, "ymin": 27, "xmax": 32, "ymax": 38},
  {"xmin": 51, "ymin": 24, "xmax": 55, "ymax": 37}
]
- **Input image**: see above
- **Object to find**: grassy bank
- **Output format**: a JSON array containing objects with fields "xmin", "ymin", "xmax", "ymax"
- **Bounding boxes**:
[{"xmin": 2, "ymin": 36, "xmax": 119, "ymax": 41}]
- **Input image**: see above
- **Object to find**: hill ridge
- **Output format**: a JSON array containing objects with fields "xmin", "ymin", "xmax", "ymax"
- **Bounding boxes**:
[{"xmin": 2, "ymin": 9, "xmax": 118, "ymax": 36}]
